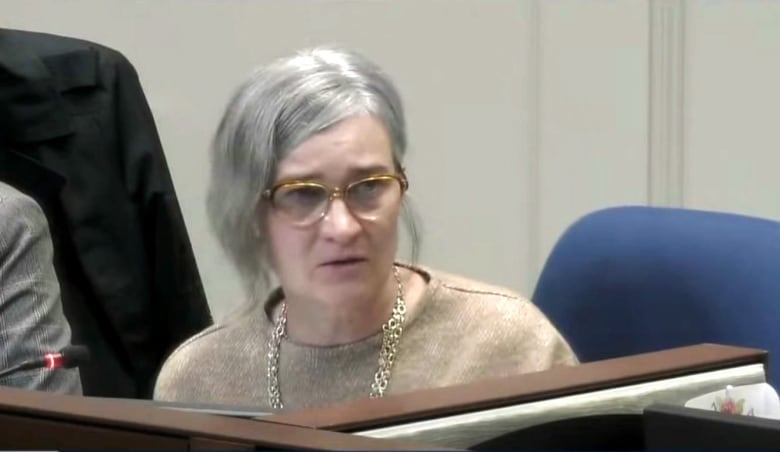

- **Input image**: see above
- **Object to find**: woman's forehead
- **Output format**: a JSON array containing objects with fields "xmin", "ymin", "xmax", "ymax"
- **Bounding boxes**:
[{"xmin": 275, "ymin": 116, "xmax": 395, "ymax": 181}]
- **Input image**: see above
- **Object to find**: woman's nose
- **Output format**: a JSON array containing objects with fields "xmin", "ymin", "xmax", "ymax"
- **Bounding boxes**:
[{"xmin": 320, "ymin": 197, "xmax": 362, "ymax": 241}]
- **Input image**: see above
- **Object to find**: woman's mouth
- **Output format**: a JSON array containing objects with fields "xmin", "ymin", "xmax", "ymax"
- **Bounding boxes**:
[{"xmin": 323, "ymin": 257, "xmax": 367, "ymax": 267}]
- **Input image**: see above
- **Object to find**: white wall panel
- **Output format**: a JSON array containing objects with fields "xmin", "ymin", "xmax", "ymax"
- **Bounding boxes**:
[
  {"xmin": 684, "ymin": 0, "xmax": 780, "ymax": 219},
  {"xmin": 535, "ymin": 0, "xmax": 650, "ymax": 282}
]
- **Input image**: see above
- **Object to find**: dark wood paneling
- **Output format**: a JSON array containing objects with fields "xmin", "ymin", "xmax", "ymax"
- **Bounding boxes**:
[
  {"xmin": 189, "ymin": 436, "xmax": 254, "ymax": 450},
  {"xmin": 0, "ymin": 413, "xmax": 187, "ymax": 449}
]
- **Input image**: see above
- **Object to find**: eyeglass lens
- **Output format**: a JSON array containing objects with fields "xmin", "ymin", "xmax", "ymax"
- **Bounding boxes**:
[{"xmin": 272, "ymin": 177, "xmax": 402, "ymax": 225}]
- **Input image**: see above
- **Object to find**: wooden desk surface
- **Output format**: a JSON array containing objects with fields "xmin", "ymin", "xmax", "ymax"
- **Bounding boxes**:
[
  {"xmin": 266, "ymin": 343, "xmax": 767, "ymax": 431},
  {"xmin": 0, "ymin": 385, "xmax": 447, "ymax": 450}
]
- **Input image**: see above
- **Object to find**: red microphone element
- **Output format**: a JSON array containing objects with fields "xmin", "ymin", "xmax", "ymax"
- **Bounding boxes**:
[
  {"xmin": 44, "ymin": 352, "xmax": 64, "ymax": 370},
  {"xmin": 0, "ymin": 345, "xmax": 91, "ymax": 379},
  {"xmin": 46, "ymin": 345, "xmax": 90, "ymax": 369}
]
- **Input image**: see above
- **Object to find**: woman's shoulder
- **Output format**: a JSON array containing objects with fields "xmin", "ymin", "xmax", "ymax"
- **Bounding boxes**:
[
  {"xmin": 418, "ymin": 265, "xmax": 579, "ymax": 367},
  {"xmin": 154, "ymin": 307, "xmax": 265, "ymax": 397},
  {"xmin": 163, "ymin": 306, "xmax": 264, "ymax": 364},
  {"xmin": 165, "ymin": 323, "xmax": 230, "ymax": 361},
  {"xmin": 419, "ymin": 265, "xmax": 562, "ymax": 335},
  {"xmin": 422, "ymin": 265, "xmax": 530, "ymax": 307}
]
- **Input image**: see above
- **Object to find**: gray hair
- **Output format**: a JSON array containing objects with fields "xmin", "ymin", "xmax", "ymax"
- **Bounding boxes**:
[{"xmin": 207, "ymin": 46, "xmax": 420, "ymax": 296}]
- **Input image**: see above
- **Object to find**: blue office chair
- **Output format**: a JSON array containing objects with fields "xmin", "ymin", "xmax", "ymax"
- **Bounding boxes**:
[{"xmin": 532, "ymin": 206, "xmax": 780, "ymax": 384}]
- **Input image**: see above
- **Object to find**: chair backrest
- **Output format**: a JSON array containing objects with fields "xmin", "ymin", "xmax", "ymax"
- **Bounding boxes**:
[{"xmin": 532, "ymin": 206, "xmax": 780, "ymax": 385}]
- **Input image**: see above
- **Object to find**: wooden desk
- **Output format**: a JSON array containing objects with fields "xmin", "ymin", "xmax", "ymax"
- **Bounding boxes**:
[
  {"xmin": 2, "ymin": 344, "xmax": 762, "ymax": 450},
  {"xmin": 0, "ymin": 385, "xmax": 448, "ymax": 450},
  {"xmin": 267, "ymin": 344, "xmax": 767, "ymax": 448}
]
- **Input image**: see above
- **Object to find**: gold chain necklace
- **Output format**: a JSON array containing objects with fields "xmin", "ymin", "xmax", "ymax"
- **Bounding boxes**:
[{"xmin": 267, "ymin": 266, "xmax": 407, "ymax": 410}]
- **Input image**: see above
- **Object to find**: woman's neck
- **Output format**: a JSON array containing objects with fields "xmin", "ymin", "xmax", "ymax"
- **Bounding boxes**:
[
  {"xmin": 282, "ymin": 272, "xmax": 398, "ymax": 346},
  {"xmin": 278, "ymin": 266, "xmax": 426, "ymax": 346}
]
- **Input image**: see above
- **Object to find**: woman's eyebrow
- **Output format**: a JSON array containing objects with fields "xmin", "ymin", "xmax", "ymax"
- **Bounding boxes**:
[
  {"xmin": 274, "ymin": 171, "xmax": 324, "ymax": 183},
  {"xmin": 276, "ymin": 164, "xmax": 394, "ymax": 183},
  {"xmin": 346, "ymin": 164, "xmax": 394, "ymax": 177}
]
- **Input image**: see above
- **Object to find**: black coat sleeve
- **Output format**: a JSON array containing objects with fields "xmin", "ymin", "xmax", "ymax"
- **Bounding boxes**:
[{"xmin": 110, "ymin": 51, "xmax": 213, "ymax": 394}]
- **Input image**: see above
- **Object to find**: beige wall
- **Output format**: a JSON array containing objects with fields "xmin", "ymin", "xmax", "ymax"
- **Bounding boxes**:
[
  {"xmin": 684, "ymin": 0, "xmax": 780, "ymax": 217},
  {"xmin": 4, "ymin": 0, "xmax": 780, "ymax": 320}
]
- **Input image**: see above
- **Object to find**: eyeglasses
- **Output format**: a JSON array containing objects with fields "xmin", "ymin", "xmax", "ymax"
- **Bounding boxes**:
[{"xmin": 262, "ymin": 173, "xmax": 408, "ymax": 227}]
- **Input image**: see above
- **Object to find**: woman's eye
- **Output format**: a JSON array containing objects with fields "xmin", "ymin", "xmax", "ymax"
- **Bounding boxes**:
[
  {"xmin": 277, "ymin": 186, "xmax": 325, "ymax": 208},
  {"xmin": 289, "ymin": 187, "xmax": 323, "ymax": 203},
  {"xmin": 353, "ymin": 180, "xmax": 382, "ymax": 196}
]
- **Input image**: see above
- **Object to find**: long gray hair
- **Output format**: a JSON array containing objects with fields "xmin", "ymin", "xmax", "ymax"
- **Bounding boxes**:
[{"xmin": 207, "ymin": 47, "xmax": 420, "ymax": 298}]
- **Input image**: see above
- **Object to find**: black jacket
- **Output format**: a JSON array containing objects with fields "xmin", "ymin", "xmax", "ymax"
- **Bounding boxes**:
[{"xmin": 0, "ymin": 28, "xmax": 213, "ymax": 398}]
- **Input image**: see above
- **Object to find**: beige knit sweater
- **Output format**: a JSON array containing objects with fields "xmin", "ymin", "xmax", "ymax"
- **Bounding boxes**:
[{"xmin": 153, "ymin": 265, "xmax": 577, "ymax": 411}]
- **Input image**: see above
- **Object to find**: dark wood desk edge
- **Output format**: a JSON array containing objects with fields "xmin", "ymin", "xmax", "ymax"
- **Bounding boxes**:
[
  {"xmin": 266, "ymin": 343, "xmax": 768, "ymax": 431},
  {"xmin": 0, "ymin": 387, "xmax": 444, "ymax": 451}
]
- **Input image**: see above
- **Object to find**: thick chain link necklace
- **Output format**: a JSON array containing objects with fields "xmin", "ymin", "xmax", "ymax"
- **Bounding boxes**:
[{"xmin": 267, "ymin": 266, "xmax": 407, "ymax": 410}]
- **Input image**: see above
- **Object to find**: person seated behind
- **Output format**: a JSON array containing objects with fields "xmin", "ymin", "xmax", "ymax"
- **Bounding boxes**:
[
  {"xmin": 154, "ymin": 47, "xmax": 576, "ymax": 411},
  {"xmin": 0, "ymin": 181, "xmax": 82, "ymax": 394}
]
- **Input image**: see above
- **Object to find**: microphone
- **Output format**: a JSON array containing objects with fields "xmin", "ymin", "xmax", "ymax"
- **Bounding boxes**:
[{"xmin": 0, "ymin": 345, "xmax": 90, "ymax": 379}]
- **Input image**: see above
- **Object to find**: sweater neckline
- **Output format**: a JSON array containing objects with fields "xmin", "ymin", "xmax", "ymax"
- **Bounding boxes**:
[{"xmin": 260, "ymin": 263, "xmax": 438, "ymax": 349}]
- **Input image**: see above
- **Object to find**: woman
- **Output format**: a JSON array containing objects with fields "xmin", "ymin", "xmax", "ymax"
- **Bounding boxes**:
[
  {"xmin": 154, "ymin": 47, "xmax": 576, "ymax": 411},
  {"xmin": 0, "ymin": 181, "xmax": 82, "ymax": 394}
]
